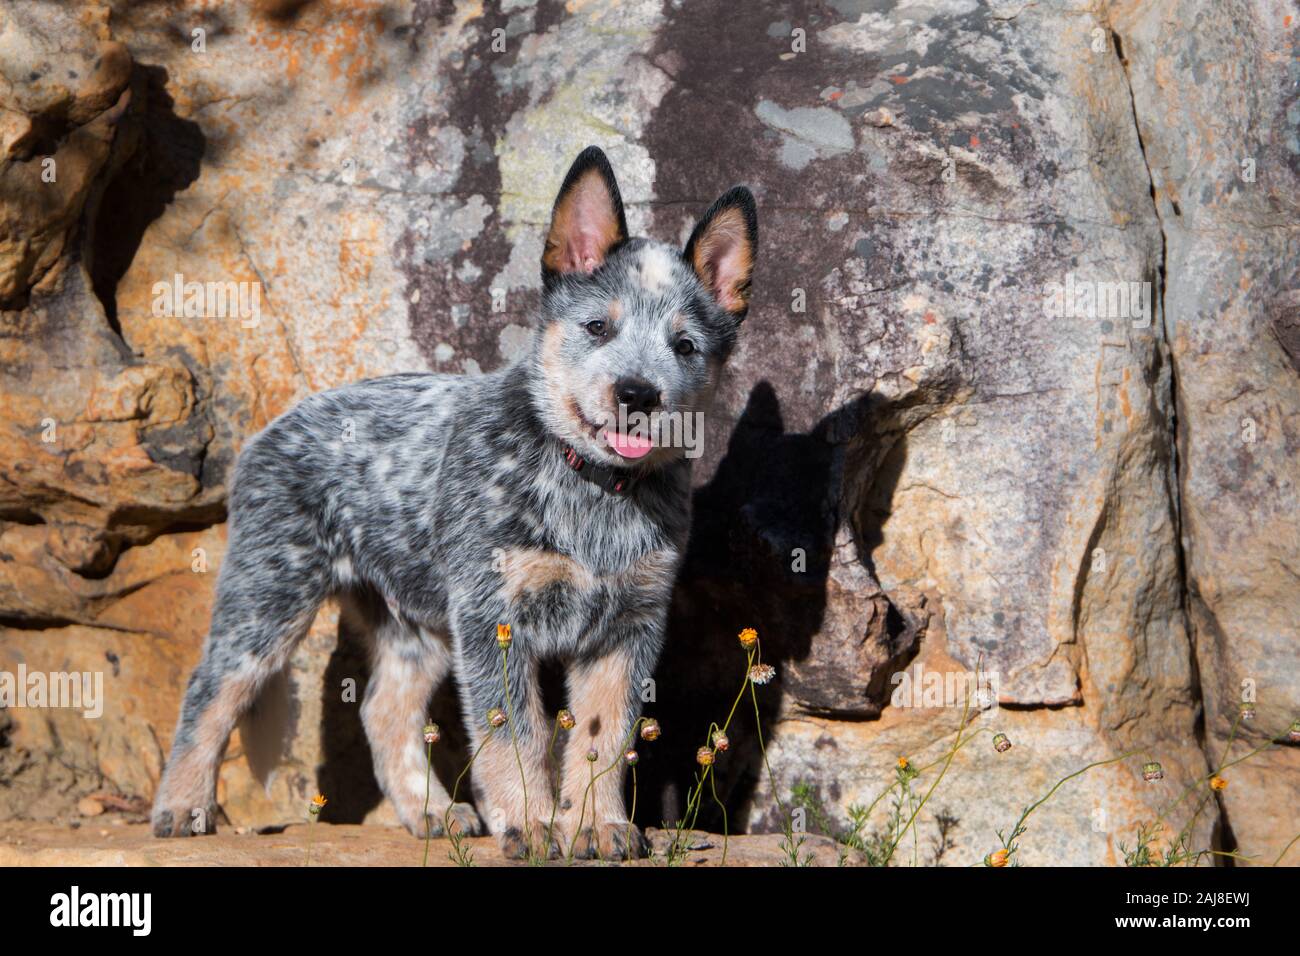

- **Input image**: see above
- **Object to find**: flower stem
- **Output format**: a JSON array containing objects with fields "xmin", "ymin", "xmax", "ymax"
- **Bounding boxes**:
[
  {"xmin": 501, "ymin": 646, "xmax": 533, "ymax": 860},
  {"xmin": 422, "ymin": 739, "xmax": 433, "ymax": 867}
]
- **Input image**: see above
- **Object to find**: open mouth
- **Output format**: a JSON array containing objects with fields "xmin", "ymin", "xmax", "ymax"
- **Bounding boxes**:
[
  {"xmin": 601, "ymin": 428, "xmax": 654, "ymax": 460},
  {"xmin": 568, "ymin": 399, "xmax": 655, "ymax": 460}
]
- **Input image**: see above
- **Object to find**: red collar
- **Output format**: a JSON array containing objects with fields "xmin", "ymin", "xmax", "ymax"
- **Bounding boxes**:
[{"xmin": 560, "ymin": 443, "xmax": 637, "ymax": 495}]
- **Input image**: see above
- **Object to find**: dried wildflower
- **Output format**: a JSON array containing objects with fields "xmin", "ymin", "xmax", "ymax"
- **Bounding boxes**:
[
  {"xmin": 1238, "ymin": 701, "xmax": 1256, "ymax": 721},
  {"xmin": 586, "ymin": 748, "xmax": 599, "ymax": 763},
  {"xmin": 993, "ymin": 733, "xmax": 1012, "ymax": 753},
  {"xmin": 985, "ymin": 848, "xmax": 1009, "ymax": 868},
  {"xmin": 624, "ymin": 749, "xmax": 639, "ymax": 766},
  {"xmin": 749, "ymin": 663, "xmax": 776, "ymax": 685},
  {"xmin": 487, "ymin": 707, "xmax": 507, "ymax": 729},
  {"xmin": 696, "ymin": 747, "xmax": 715, "ymax": 767},
  {"xmin": 1209, "ymin": 775, "xmax": 1227, "ymax": 791},
  {"xmin": 309, "ymin": 794, "xmax": 327, "ymax": 815},
  {"xmin": 738, "ymin": 627, "xmax": 758, "ymax": 649},
  {"xmin": 640, "ymin": 718, "xmax": 662, "ymax": 741},
  {"xmin": 557, "ymin": 708, "xmax": 576, "ymax": 730},
  {"xmin": 1142, "ymin": 761, "xmax": 1164, "ymax": 782},
  {"xmin": 712, "ymin": 731, "xmax": 730, "ymax": 752},
  {"xmin": 423, "ymin": 723, "xmax": 441, "ymax": 745},
  {"xmin": 496, "ymin": 623, "xmax": 512, "ymax": 649}
]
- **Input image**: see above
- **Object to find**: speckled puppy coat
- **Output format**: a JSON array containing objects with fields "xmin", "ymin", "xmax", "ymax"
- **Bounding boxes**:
[{"xmin": 151, "ymin": 147, "xmax": 758, "ymax": 860}]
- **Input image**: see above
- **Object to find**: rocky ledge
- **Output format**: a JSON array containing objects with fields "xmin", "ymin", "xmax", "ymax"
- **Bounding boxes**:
[{"xmin": 0, "ymin": 822, "xmax": 847, "ymax": 868}]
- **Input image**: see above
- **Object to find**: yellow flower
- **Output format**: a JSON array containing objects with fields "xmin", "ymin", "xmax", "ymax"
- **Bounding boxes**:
[
  {"xmin": 496, "ymin": 623, "xmax": 512, "ymax": 648},
  {"xmin": 309, "ymin": 794, "xmax": 327, "ymax": 815},
  {"xmin": 640, "ymin": 718, "xmax": 662, "ymax": 741},
  {"xmin": 738, "ymin": 627, "xmax": 758, "ymax": 649},
  {"xmin": 696, "ymin": 747, "xmax": 715, "ymax": 767},
  {"xmin": 897, "ymin": 757, "xmax": 910, "ymax": 770},
  {"xmin": 557, "ymin": 708, "xmax": 576, "ymax": 730},
  {"xmin": 1209, "ymin": 775, "xmax": 1227, "ymax": 791},
  {"xmin": 986, "ymin": 848, "xmax": 1009, "ymax": 867}
]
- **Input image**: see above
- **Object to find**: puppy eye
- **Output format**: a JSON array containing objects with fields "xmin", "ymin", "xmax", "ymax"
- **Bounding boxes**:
[
  {"xmin": 584, "ymin": 319, "xmax": 607, "ymax": 337},
  {"xmin": 674, "ymin": 337, "xmax": 695, "ymax": 356}
]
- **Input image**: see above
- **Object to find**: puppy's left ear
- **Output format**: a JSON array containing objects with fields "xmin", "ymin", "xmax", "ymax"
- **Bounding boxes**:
[{"xmin": 684, "ymin": 186, "xmax": 758, "ymax": 320}]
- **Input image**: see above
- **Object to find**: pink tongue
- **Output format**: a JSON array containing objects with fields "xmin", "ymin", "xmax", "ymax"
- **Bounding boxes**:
[{"xmin": 603, "ymin": 429, "xmax": 654, "ymax": 459}]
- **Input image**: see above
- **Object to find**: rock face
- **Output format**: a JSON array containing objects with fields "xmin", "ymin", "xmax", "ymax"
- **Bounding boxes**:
[
  {"xmin": 1107, "ymin": 0, "xmax": 1300, "ymax": 863},
  {"xmin": 0, "ymin": 0, "xmax": 1295, "ymax": 865}
]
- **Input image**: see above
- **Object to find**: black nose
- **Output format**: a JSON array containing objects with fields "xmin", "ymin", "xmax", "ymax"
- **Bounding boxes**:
[{"xmin": 614, "ymin": 377, "xmax": 660, "ymax": 416}]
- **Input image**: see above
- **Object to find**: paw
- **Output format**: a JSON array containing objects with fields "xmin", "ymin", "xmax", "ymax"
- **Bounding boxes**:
[
  {"xmin": 151, "ymin": 804, "xmax": 218, "ymax": 838},
  {"xmin": 498, "ymin": 821, "xmax": 562, "ymax": 861},
  {"xmin": 411, "ymin": 802, "xmax": 485, "ymax": 839},
  {"xmin": 567, "ymin": 822, "xmax": 647, "ymax": 861}
]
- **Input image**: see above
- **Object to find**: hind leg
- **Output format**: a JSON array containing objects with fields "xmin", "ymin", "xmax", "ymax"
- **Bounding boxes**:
[
  {"xmin": 358, "ymin": 604, "xmax": 484, "ymax": 839},
  {"xmin": 152, "ymin": 549, "xmax": 325, "ymax": 837}
]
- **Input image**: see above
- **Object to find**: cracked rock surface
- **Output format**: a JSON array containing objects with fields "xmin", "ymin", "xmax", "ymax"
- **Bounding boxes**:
[{"xmin": 0, "ymin": 0, "xmax": 1295, "ymax": 864}]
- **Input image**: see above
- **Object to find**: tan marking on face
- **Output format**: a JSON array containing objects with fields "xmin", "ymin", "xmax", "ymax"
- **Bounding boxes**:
[
  {"xmin": 564, "ymin": 396, "xmax": 591, "ymax": 434},
  {"xmin": 541, "ymin": 322, "xmax": 588, "ymax": 436},
  {"xmin": 501, "ymin": 547, "xmax": 597, "ymax": 602},
  {"xmin": 608, "ymin": 298, "xmax": 623, "ymax": 323},
  {"xmin": 540, "ymin": 321, "xmax": 567, "ymax": 388},
  {"xmin": 560, "ymin": 647, "xmax": 636, "ymax": 830},
  {"xmin": 671, "ymin": 312, "xmax": 688, "ymax": 333}
]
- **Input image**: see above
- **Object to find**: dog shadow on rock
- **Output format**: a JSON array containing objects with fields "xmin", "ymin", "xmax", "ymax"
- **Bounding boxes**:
[{"xmin": 635, "ymin": 380, "xmax": 922, "ymax": 834}]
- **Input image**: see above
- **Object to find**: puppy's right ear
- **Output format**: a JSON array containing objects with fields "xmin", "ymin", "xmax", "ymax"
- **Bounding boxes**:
[{"xmin": 541, "ymin": 146, "xmax": 628, "ymax": 288}]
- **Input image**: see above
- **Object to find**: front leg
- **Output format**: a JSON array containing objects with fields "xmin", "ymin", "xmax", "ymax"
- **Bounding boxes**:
[
  {"xmin": 559, "ymin": 634, "xmax": 661, "ymax": 860},
  {"xmin": 453, "ymin": 612, "xmax": 558, "ymax": 861}
]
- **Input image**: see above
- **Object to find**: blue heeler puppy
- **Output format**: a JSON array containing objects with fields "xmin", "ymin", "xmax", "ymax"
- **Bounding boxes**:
[{"xmin": 151, "ymin": 146, "xmax": 758, "ymax": 860}]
